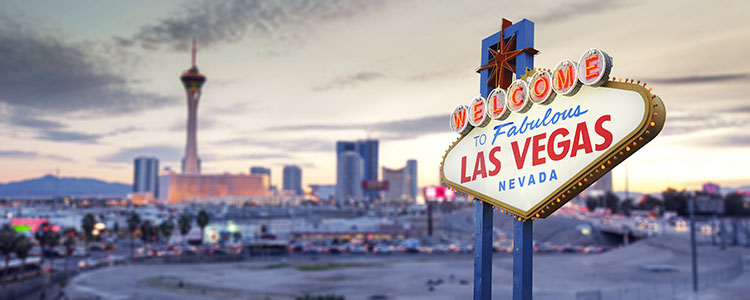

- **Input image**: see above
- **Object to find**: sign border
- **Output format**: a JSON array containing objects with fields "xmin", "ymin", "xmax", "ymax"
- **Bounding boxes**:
[{"xmin": 440, "ymin": 78, "xmax": 666, "ymax": 220}]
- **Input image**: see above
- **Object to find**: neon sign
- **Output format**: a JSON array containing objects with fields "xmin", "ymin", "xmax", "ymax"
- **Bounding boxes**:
[{"xmin": 442, "ymin": 48, "xmax": 666, "ymax": 220}]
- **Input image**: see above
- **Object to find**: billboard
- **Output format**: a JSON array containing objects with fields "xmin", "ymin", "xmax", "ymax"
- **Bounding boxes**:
[{"xmin": 441, "ymin": 49, "xmax": 666, "ymax": 220}]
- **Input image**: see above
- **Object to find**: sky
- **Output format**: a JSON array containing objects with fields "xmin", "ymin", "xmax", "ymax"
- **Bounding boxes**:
[{"xmin": 0, "ymin": 0, "xmax": 748, "ymax": 194}]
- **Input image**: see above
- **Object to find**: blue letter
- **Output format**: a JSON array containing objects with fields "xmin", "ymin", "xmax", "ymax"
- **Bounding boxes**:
[{"xmin": 492, "ymin": 122, "xmax": 513, "ymax": 145}]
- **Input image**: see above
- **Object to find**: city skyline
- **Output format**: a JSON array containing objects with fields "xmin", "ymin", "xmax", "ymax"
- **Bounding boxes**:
[{"xmin": 0, "ymin": 1, "xmax": 749, "ymax": 193}]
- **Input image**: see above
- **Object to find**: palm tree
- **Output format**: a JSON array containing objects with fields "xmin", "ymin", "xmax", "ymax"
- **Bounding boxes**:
[
  {"xmin": 37, "ymin": 224, "xmax": 61, "ymax": 273},
  {"xmin": 159, "ymin": 218, "xmax": 175, "ymax": 245},
  {"xmin": 139, "ymin": 220, "xmax": 152, "ymax": 246},
  {"xmin": 196, "ymin": 210, "xmax": 210, "ymax": 245},
  {"xmin": 0, "ymin": 225, "xmax": 17, "ymax": 279},
  {"xmin": 178, "ymin": 214, "xmax": 192, "ymax": 246},
  {"xmin": 81, "ymin": 213, "xmax": 96, "ymax": 256},
  {"xmin": 13, "ymin": 236, "xmax": 32, "ymax": 279},
  {"xmin": 127, "ymin": 212, "xmax": 141, "ymax": 258},
  {"xmin": 62, "ymin": 228, "xmax": 76, "ymax": 275}
]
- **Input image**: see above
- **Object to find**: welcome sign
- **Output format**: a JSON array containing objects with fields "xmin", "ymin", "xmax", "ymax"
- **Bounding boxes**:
[{"xmin": 441, "ymin": 49, "xmax": 666, "ymax": 220}]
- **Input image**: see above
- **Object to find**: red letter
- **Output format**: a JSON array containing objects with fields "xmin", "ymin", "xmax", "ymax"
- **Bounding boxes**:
[
  {"xmin": 491, "ymin": 95, "xmax": 502, "ymax": 114},
  {"xmin": 532, "ymin": 133, "xmax": 546, "ymax": 166},
  {"xmin": 488, "ymin": 146, "xmax": 502, "ymax": 176},
  {"xmin": 472, "ymin": 151, "xmax": 487, "ymax": 181},
  {"xmin": 585, "ymin": 55, "xmax": 599, "ymax": 79},
  {"xmin": 595, "ymin": 115, "xmax": 613, "ymax": 151},
  {"xmin": 511, "ymin": 86, "xmax": 523, "ymax": 106},
  {"xmin": 556, "ymin": 65, "xmax": 575, "ymax": 90},
  {"xmin": 460, "ymin": 156, "xmax": 471, "ymax": 183},
  {"xmin": 453, "ymin": 110, "xmax": 466, "ymax": 129},
  {"xmin": 571, "ymin": 122, "xmax": 593, "ymax": 157},
  {"xmin": 547, "ymin": 128, "xmax": 570, "ymax": 161},
  {"xmin": 534, "ymin": 76, "xmax": 549, "ymax": 97},
  {"xmin": 473, "ymin": 101, "xmax": 483, "ymax": 122},
  {"xmin": 511, "ymin": 137, "xmax": 531, "ymax": 170}
]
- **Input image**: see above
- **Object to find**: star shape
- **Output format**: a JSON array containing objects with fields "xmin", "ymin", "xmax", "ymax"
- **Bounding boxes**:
[{"xmin": 476, "ymin": 19, "xmax": 539, "ymax": 90}]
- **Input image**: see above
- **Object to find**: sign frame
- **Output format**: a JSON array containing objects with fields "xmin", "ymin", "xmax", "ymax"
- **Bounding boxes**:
[{"xmin": 441, "ymin": 78, "xmax": 666, "ymax": 220}]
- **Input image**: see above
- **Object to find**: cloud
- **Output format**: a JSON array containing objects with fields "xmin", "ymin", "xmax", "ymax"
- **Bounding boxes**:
[
  {"xmin": 35, "ymin": 130, "xmax": 101, "ymax": 143},
  {"xmin": 168, "ymin": 116, "xmax": 217, "ymax": 132},
  {"xmin": 645, "ymin": 73, "xmax": 750, "ymax": 85},
  {"xmin": 662, "ymin": 111, "xmax": 750, "ymax": 136},
  {"xmin": 219, "ymin": 138, "xmax": 332, "ymax": 153},
  {"xmin": 267, "ymin": 114, "xmax": 446, "ymax": 140},
  {"xmin": 312, "ymin": 71, "xmax": 384, "ymax": 91},
  {"xmin": 0, "ymin": 14, "xmax": 174, "ymax": 114},
  {"xmin": 534, "ymin": 0, "xmax": 622, "ymax": 24},
  {"xmin": 0, "ymin": 150, "xmax": 72, "ymax": 162},
  {"xmin": 7, "ymin": 115, "xmax": 65, "ymax": 129},
  {"xmin": 99, "ymin": 145, "xmax": 182, "ymax": 163},
  {"xmin": 204, "ymin": 152, "xmax": 292, "ymax": 161},
  {"xmin": 127, "ymin": 0, "xmax": 383, "ymax": 51},
  {"xmin": 207, "ymin": 102, "xmax": 254, "ymax": 115}
]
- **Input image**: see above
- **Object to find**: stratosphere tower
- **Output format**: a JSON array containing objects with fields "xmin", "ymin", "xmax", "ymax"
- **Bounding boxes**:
[{"xmin": 180, "ymin": 38, "xmax": 206, "ymax": 174}]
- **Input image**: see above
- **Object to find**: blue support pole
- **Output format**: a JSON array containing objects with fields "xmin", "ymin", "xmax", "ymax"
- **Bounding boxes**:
[
  {"xmin": 510, "ymin": 19, "xmax": 534, "ymax": 300},
  {"xmin": 475, "ymin": 18, "xmax": 536, "ymax": 300},
  {"xmin": 473, "ymin": 201, "xmax": 493, "ymax": 300},
  {"xmin": 513, "ymin": 220, "xmax": 533, "ymax": 299}
]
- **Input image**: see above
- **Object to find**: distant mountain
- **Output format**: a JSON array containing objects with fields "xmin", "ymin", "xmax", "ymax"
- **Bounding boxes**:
[{"xmin": 0, "ymin": 175, "xmax": 131, "ymax": 197}]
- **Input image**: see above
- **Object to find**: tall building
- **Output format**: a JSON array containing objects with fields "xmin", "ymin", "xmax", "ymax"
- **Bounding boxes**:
[
  {"xmin": 336, "ymin": 151, "xmax": 363, "ymax": 202},
  {"xmin": 282, "ymin": 165, "xmax": 303, "ymax": 195},
  {"xmin": 382, "ymin": 166, "xmax": 409, "ymax": 203},
  {"xmin": 406, "ymin": 159, "xmax": 418, "ymax": 201},
  {"xmin": 357, "ymin": 139, "xmax": 379, "ymax": 201},
  {"xmin": 335, "ymin": 139, "xmax": 379, "ymax": 201},
  {"xmin": 133, "ymin": 157, "xmax": 159, "ymax": 197},
  {"xmin": 250, "ymin": 166, "xmax": 271, "ymax": 188},
  {"xmin": 180, "ymin": 38, "xmax": 206, "ymax": 174}
]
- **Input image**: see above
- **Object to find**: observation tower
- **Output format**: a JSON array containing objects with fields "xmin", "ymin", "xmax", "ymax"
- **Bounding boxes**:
[{"xmin": 180, "ymin": 38, "xmax": 206, "ymax": 174}]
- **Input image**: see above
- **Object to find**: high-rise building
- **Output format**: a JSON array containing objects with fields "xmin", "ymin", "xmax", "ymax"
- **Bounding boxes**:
[
  {"xmin": 250, "ymin": 166, "xmax": 271, "ymax": 188},
  {"xmin": 133, "ymin": 157, "xmax": 159, "ymax": 197},
  {"xmin": 282, "ymin": 165, "xmax": 303, "ymax": 195},
  {"xmin": 336, "ymin": 151, "xmax": 363, "ymax": 202},
  {"xmin": 357, "ymin": 139, "xmax": 379, "ymax": 201},
  {"xmin": 382, "ymin": 166, "xmax": 409, "ymax": 203},
  {"xmin": 406, "ymin": 159, "xmax": 418, "ymax": 201},
  {"xmin": 180, "ymin": 38, "xmax": 206, "ymax": 174},
  {"xmin": 335, "ymin": 139, "xmax": 379, "ymax": 201}
]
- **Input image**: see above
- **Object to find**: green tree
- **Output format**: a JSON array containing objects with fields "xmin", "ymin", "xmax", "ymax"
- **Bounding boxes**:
[
  {"xmin": 13, "ymin": 236, "xmax": 32, "ymax": 279},
  {"xmin": 36, "ymin": 223, "xmax": 61, "ymax": 272},
  {"xmin": 725, "ymin": 192, "xmax": 749, "ymax": 216},
  {"xmin": 605, "ymin": 191, "xmax": 620, "ymax": 214},
  {"xmin": 62, "ymin": 228, "xmax": 76, "ymax": 275},
  {"xmin": 196, "ymin": 210, "xmax": 210, "ymax": 244},
  {"xmin": 81, "ymin": 213, "xmax": 96, "ymax": 256},
  {"xmin": 140, "ymin": 221, "xmax": 152, "ymax": 245},
  {"xmin": 159, "ymin": 218, "xmax": 175, "ymax": 245},
  {"xmin": 0, "ymin": 225, "xmax": 18, "ymax": 278},
  {"xmin": 178, "ymin": 214, "xmax": 192, "ymax": 245},
  {"xmin": 127, "ymin": 212, "xmax": 141, "ymax": 258}
]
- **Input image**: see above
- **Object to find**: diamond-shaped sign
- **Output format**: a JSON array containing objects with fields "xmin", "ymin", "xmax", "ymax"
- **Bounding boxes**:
[{"xmin": 440, "ymin": 78, "xmax": 665, "ymax": 220}]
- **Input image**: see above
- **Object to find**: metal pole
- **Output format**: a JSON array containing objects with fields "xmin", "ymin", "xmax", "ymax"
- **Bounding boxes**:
[
  {"xmin": 473, "ymin": 201, "xmax": 493, "ymax": 300},
  {"xmin": 689, "ymin": 196, "xmax": 698, "ymax": 292},
  {"xmin": 428, "ymin": 201, "xmax": 434, "ymax": 237},
  {"xmin": 513, "ymin": 219, "xmax": 533, "ymax": 299}
]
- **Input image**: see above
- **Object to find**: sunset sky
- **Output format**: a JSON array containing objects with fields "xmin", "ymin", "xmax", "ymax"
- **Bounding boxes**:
[{"xmin": 0, "ymin": 0, "xmax": 748, "ymax": 193}]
